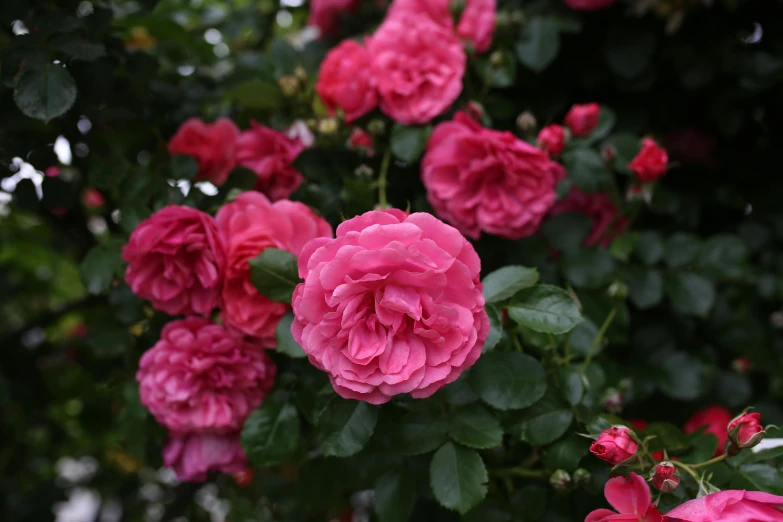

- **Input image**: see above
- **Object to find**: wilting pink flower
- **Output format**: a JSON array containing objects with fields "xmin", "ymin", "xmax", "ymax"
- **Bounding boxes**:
[
  {"xmin": 45, "ymin": 165, "xmax": 61, "ymax": 177},
  {"xmin": 728, "ymin": 411, "xmax": 765, "ymax": 449},
  {"xmin": 585, "ymin": 472, "xmax": 663, "ymax": 522},
  {"xmin": 388, "ymin": 0, "xmax": 497, "ymax": 53},
  {"xmin": 666, "ymin": 490, "xmax": 783, "ymax": 522},
  {"xmin": 137, "ymin": 317, "xmax": 276, "ymax": 432},
  {"xmin": 684, "ymin": 405, "xmax": 733, "ymax": 457},
  {"xmin": 316, "ymin": 40, "xmax": 378, "ymax": 123},
  {"xmin": 590, "ymin": 426, "xmax": 638, "ymax": 466},
  {"xmin": 122, "ymin": 205, "xmax": 225, "ymax": 317},
  {"xmin": 216, "ymin": 192, "xmax": 332, "ymax": 347},
  {"xmin": 82, "ymin": 188, "xmax": 105, "ymax": 208},
  {"xmin": 235, "ymin": 121, "xmax": 307, "ymax": 201},
  {"xmin": 564, "ymin": 103, "xmax": 600, "ymax": 137},
  {"xmin": 368, "ymin": 13, "xmax": 466, "ymax": 124},
  {"xmin": 422, "ymin": 111, "xmax": 561, "ymax": 239},
  {"xmin": 563, "ymin": 0, "xmax": 617, "ymax": 11},
  {"xmin": 550, "ymin": 188, "xmax": 627, "ymax": 247},
  {"xmin": 163, "ymin": 432, "xmax": 247, "ymax": 482},
  {"xmin": 308, "ymin": 0, "xmax": 358, "ymax": 37},
  {"xmin": 292, "ymin": 210, "xmax": 489, "ymax": 404},
  {"xmin": 168, "ymin": 118, "xmax": 240, "ymax": 186},
  {"xmin": 537, "ymin": 124, "xmax": 566, "ymax": 157},
  {"xmin": 629, "ymin": 138, "xmax": 669, "ymax": 183}
]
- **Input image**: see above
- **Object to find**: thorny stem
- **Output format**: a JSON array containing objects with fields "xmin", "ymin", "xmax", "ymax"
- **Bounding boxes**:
[{"xmin": 581, "ymin": 306, "xmax": 618, "ymax": 373}]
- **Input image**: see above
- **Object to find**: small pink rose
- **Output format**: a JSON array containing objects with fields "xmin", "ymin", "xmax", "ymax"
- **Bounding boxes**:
[{"xmin": 168, "ymin": 118, "xmax": 240, "ymax": 186}]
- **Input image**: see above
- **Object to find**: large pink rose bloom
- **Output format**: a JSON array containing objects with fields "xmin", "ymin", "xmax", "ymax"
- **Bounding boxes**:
[
  {"xmin": 368, "ymin": 13, "xmax": 466, "ymax": 125},
  {"xmin": 421, "ymin": 111, "xmax": 561, "ymax": 240},
  {"xmin": 137, "ymin": 317, "xmax": 276, "ymax": 432},
  {"xmin": 585, "ymin": 472, "xmax": 663, "ymax": 522},
  {"xmin": 316, "ymin": 39, "xmax": 378, "ymax": 123},
  {"xmin": 235, "ymin": 121, "xmax": 307, "ymax": 201},
  {"xmin": 665, "ymin": 490, "xmax": 783, "ymax": 521},
  {"xmin": 308, "ymin": 0, "xmax": 358, "ymax": 37},
  {"xmin": 168, "ymin": 118, "xmax": 240, "ymax": 186},
  {"xmin": 550, "ymin": 188, "xmax": 627, "ymax": 247},
  {"xmin": 163, "ymin": 432, "xmax": 247, "ymax": 482},
  {"xmin": 388, "ymin": 0, "xmax": 496, "ymax": 53},
  {"xmin": 122, "ymin": 205, "xmax": 225, "ymax": 317},
  {"xmin": 563, "ymin": 0, "xmax": 616, "ymax": 11},
  {"xmin": 216, "ymin": 193, "xmax": 333, "ymax": 347},
  {"xmin": 291, "ymin": 210, "xmax": 489, "ymax": 405}
]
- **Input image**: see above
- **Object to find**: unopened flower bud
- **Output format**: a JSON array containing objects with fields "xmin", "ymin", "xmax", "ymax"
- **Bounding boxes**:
[
  {"xmin": 731, "ymin": 357, "xmax": 751, "ymax": 375},
  {"xmin": 727, "ymin": 411, "xmax": 766, "ymax": 450},
  {"xmin": 367, "ymin": 119, "xmax": 386, "ymax": 136},
  {"xmin": 626, "ymin": 183, "xmax": 653, "ymax": 204},
  {"xmin": 232, "ymin": 467, "xmax": 254, "ymax": 487},
  {"xmin": 317, "ymin": 118, "xmax": 338, "ymax": 135},
  {"xmin": 278, "ymin": 75, "xmax": 299, "ymax": 97},
  {"xmin": 516, "ymin": 111, "xmax": 537, "ymax": 134},
  {"xmin": 489, "ymin": 50, "xmax": 504, "ymax": 67},
  {"xmin": 601, "ymin": 388, "xmax": 625, "ymax": 414},
  {"xmin": 294, "ymin": 66, "xmax": 307, "ymax": 81},
  {"xmin": 590, "ymin": 426, "xmax": 638, "ymax": 466},
  {"xmin": 650, "ymin": 461, "xmax": 679, "ymax": 492},
  {"xmin": 572, "ymin": 468, "xmax": 591, "ymax": 486},
  {"xmin": 608, "ymin": 281, "xmax": 629, "ymax": 299},
  {"xmin": 549, "ymin": 469, "xmax": 571, "ymax": 490}
]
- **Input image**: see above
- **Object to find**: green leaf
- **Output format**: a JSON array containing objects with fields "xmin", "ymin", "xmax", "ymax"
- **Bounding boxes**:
[
  {"xmin": 665, "ymin": 233, "xmax": 701, "ymax": 268},
  {"xmin": 730, "ymin": 444, "xmax": 783, "ymax": 466},
  {"xmin": 562, "ymin": 148, "xmax": 610, "ymax": 193},
  {"xmin": 379, "ymin": 407, "xmax": 448, "ymax": 455},
  {"xmin": 228, "ymin": 80, "xmax": 283, "ymax": 110},
  {"xmin": 241, "ymin": 401, "xmax": 300, "ymax": 467},
  {"xmin": 542, "ymin": 433, "xmax": 590, "ymax": 472},
  {"xmin": 469, "ymin": 352, "xmax": 548, "ymax": 410},
  {"xmin": 511, "ymin": 485, "xmax": 547, "ymax": 521},
  {"xmin": 562, "ymin": 249, "xmax": 616, "ymax": 289},
  {"xmin": 557, "ymin": 367, "xmax": 584, "ymax": 406},
  {"xmin": 476, "ymin": 48, "xmax": 517, "ymax": 87},
  {"xmin": 482, "ymin": 307, "xmax": 503, "ymax": 353},
  {"xmin": 624, "ymin": 266, "xmax": 663, "ymax": 309},
  {"xmin": 697, "ymin": 235, "xmax": 748, "ymax": 278},
  {"xmin": 515, "ymin": 393, "xmax": 573, "ymax": 446},
  {"xmin": 482, "ymin": 265, "xmax": 539, "ymax": 303},
  {"xmin": 583, "ymin": 106, "xmax": 616, "ymax": 144},
  {"xmin": 604, "ymin": 133, "xmax": 641, "ymax": 173},
  {"xmin": 14, "ymin": 62, "xmax": 77, "ymax": 122},
  {"xmin": 275, "ymin": 312, "xmax": 306, "ymax": 358},
  {"xmin": 374, "ymin": 470, "xmax": 417, "ymax": 522},
  {"xmin": 609, "ymin": 233, "xmax": 638, "ymax": 262},
  {"xmin": 680, "ymin": 432, "xmax": 718, "ymax": 464},
  {"xmin": 731, "ymin": 464, "xmax": 783, "ymax": 495},
  {"xmin": 390, "ymin": 124, "xmax": 431, "ymax": 163},
  {"xmin": 429, "ymin": 442, "xmax": 488, "ymax": 514},
  {"xmin": 634, "ymin": 231, "xmax": 665, "ymax": 265},
  {"xmin": 317, "ymin": 398, "xmax": 378, "ymax": 457},
  {"xmin": 568, "ymin": 320, "xmax": 599, "ymax": 357},
  {"xmin": 448, "ymin": 404, "xmax": 503, "ymax": 449},
  {"xmin": 51, "ymin": 36, "xmax": 106, "ymax": 61},
  {"xmin": 248, "ymin": 248, "xmax": 301, "ymax": 303},
  {"xmin": 541, "ymin": 213, "xmax": 592, "ymax": 253},
  {"xmin": 655, "ymin": 350, "xmax": 706, "ymax": 400},
  {"xmin": 605, "ymin": 23, "xmax": 658, "ymax": 79},
  {"xmin": 170, "ymin": 155, "xmax": 199, "ymax": 180},
  {"xmin": 80, "ymin": 240, "xmax": 126, "ymax": 295},
  {"xmin": 515, "ymin": 17, "xmax": 560, "ymax": 73},
  {"xmin": 643, "ymin": 422, "xmax": 689, "ymax": 453},
  {"xmin": 665, "ymin": 272, "xmax": 715, "ymax": 317},
  {"xmin": 507, "ymin": 285, "xmax": 583, "ymax": 334}
]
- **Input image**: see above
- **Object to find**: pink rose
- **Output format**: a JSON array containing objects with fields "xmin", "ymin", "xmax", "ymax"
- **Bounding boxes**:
[
  {"xmin": 628, "ymin": 137, "xmax": 669, "ymax": 183},
  {"xmin": 137, "ymin": 317, "xmax": 276, "ymax": 432},
  {"xmin": 235, "ymin": 121, "xmax": 307, "ymax": 201},
  {"xmin": 563, "ymin": 0, "xmax": 616, "ymax": 11},
  {"xmin": 684, "ymin": 405, "xmax": 733, "ymax": 457},
  {"xmin": 727, "ymin": 411, "xmax": 765, "ymax": 449},
  {"xmin": 550, "ymin": 188, "xmax": 627, "ymax": 248},
  {"xmin": 564, "ymin": 103, "xmax": 601, "ymax": 137},
  {"xmin": 537, "ymin": 124, "xmax": 566, "ymax": 157},
  {"xmin": 122, "ymin": 205, "xmax": 225, "ymax": 317},
  {"xmin": 316, "ymin": 40, "xmax": 378, "ymax": 123},
  {"xmin": 291, "ymin": 209, "xmax": 489, "ymax": 404},
  {"xmin": 665, "ymin": 490, "xmax": 783, "ymax": 522},
  {"xmin": 589, "ymin": 426, "xmax": 638, "ymax": 466},
  {"xmin": 168, "ymin": 118, "xmax": 240, "ymax": 186},
  {"xmin": 422, "ymin": 111, "xmax": 561, "ymax": 239},
  {"xmin": 368, "ymin": 13, "xmax": 466, "ymax": 125},
  {"xmin": 348, "ymin": 128, "xmax": 375, "ymax": 156},
  {"xmin": 585, "ymin": 472, "xmax": 663, "ymax": 522},
  {"xmin": 163, "ymin": 432, "xmax": 247, "ymax": 482},
  {"xmin": 216, "ymin": 192, "xmax": 332, "ymax": 346},
  {"xmin": 82, "ymin": 188, "xmax": 105, "ymax": 208},
  {"xmin": 388, "ymin": 0, "xmax": 496, "ymax": 53},
  {"xmin": 308, "ymin": 0, "xmax": 358, "ymax": 37}
]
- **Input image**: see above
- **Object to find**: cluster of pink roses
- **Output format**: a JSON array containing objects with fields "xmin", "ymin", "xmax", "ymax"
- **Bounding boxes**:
[
  {"xmin": 123, "ymin": 193, "xmax": 332, "ymax": 481},
  {"xmin": 168, "ymin": 117, "xmax": 312, "ymax": 201},
  {"xmin": 315, "ymin": 0, "xmax": 496, "ymax": 125}
]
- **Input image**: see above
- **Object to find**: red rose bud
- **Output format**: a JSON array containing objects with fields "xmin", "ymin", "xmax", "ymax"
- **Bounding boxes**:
[
  {"xmin": 537, "ymin": 124, "xmax": 566, "ymax": 157},
  {"xmin": 731, "ymin": 357, "xmax": 751, "ymax": 374},
  {"xmin": 549, "ymin": 469, "xmax": 571, "ymax": 490},
  {"xmin": 232, "ymin": 467, "xmax": 254, "ymax": 487},
  {"xmin": 564, "ymin": 103, "xmax": 600, "ymax": 137},
  {"xmin": 728, "ymin": 411, "xmax": 765, "ymax": 450},
  {"xmin": 628, "ymin": 138, "xmax": 668, "ymax": 183},
  {"xmin": 348, "ymin": 128, "xmax": 375, "ymax": 157},
  {"xmin": 590, "ymin": 426, "xmax": 638, "ymax": 466},
  {"xmin": 650, "ymin": 461, "xmax": 679, "ymax": 492}
]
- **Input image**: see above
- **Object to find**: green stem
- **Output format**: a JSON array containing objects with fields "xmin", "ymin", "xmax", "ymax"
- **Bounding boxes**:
[
  {"xmin": 581, "ymin": 306, "xmax": 618, "ymax": 373},
  {"xmin": 671, "ymin": 460, "xmax": 701, "ymax": 484},
  {"xmin": 491, "ymin": 467, "xmax": 549, "ymax": 479},
  {"xmin": 377, "ymin": 148, "xmax": 392, "ymax": 208},
  {"xmin": 691, "ymin": 454, "xmax": 728, "ymax": 469}
]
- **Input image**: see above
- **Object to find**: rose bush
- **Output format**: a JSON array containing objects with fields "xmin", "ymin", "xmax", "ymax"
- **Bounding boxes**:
[{"xmin": 3, "ymin": 0, "xmax": 783, "ymax": 521}]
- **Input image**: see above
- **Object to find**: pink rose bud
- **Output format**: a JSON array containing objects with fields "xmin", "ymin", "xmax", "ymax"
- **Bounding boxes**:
[
  {"xmin": 731, "ymin": 356, "xmax": 751, "ymax": 374},
  {"xmin": 628, "ymin": 137, "xmax": 668, "ymax": 183},
  {"xmin": 651, "ymin": 461, "xmax": 680, "ymax": 492},
  {"xmin": 537, "ymin": 124, "xmax": 566, "ymax": 157},
  {"xmin": 232, "ymin": 468, "xmax": 254, "ymax": 487},
  {"xmin": 82, "ymin": 188, "xmax": 106, "ymax": 209},
  {"xmin": 45, "ymin": 165, "xmax": 61, "ymax": 177},
  {"xmin": 348, "ymin": 128, "xmax": 375, "ymax": 156},
  {"xmin": 564, "ymin": 102, "xmax": 600, "ymax": 137},
  {"xmin": 727, "ymin": 411, "xmax": 765, "ymax": 450},
  {"xmin": 590, "ymin": 426, "xmax": 638, "ymax": 466}
]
